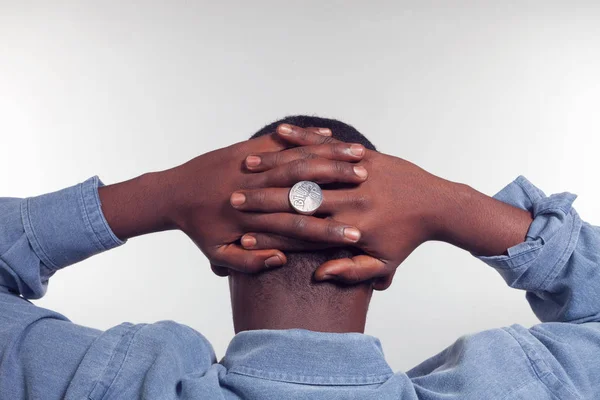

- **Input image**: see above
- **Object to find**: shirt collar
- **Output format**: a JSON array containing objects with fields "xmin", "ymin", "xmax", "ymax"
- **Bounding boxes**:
[{"xmin": 221, "ymin": 329, "xmax": 393, "ymax": 385}]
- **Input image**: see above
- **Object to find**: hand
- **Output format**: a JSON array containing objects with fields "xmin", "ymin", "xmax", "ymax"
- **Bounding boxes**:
[
  {"xmin": 234, "ymin": 129, "xmax": 533, "ymax": 289},
  {"xmin": 230, "ymin": 130, "xmax": 456, "ymax": 289},
  {"xmin": 155, "ymin": 124, "xmax": 370, "ymax": 276}
]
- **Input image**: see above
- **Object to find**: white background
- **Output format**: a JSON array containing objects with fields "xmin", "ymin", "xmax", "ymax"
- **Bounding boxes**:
[{"xmin": 1, "ymin": 1, "xmax": 599, "ymax": 371}]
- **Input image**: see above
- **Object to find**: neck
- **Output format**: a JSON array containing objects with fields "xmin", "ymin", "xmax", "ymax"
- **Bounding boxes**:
[{"xmin": 229, "ymin": 278, "xmax": 372, "ymax": 334}]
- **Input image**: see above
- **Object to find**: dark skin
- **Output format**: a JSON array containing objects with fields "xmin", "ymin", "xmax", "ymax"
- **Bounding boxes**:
[
  {"xmin": 228, "ymin": 126, "xmax": 533, "ymax": 334},
  {"xmin": 98, "ymin": 124, "xmax": 375, "ymax": 334},
  {"xmin": 234, "ymin": 124, "xmax": 534, "ymax": 290},
  {"xmin": 98, "ymin": 125, "xmax": 369, "ymax": 273},
  {"xmin": 99, "ymin": 123, "xmax": 533, "ymax": 334},
  {"xmin": 228, "ymin": 272, "xmax": 373, "ymax": 333}
]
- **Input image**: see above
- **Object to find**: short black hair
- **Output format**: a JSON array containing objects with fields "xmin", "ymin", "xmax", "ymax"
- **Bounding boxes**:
[{"xmin": 247, "ymin": 115, "xmax": 376, "ymax": 300}]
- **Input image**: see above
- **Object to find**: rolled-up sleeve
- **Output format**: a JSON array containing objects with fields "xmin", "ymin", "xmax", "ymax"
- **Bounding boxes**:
[
  {"xmin": 0, "ymin": 176, "xmax": 124, "ymax": 299},
  {"xmin": 1, "ymin": 178, "xmax": 217, "ymax": 400},
  {"xmin": 477, "ymin": 176, "xmax": 600, "ymax": 324},
  {"xmin": 405, "ymin": 176, "xmax": 600, "ymax": 400}
]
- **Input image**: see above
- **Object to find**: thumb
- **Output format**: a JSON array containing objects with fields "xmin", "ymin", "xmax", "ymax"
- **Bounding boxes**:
[{"xmin": 314, "ymin": 255, "xmax": 389, "ymax": 285}]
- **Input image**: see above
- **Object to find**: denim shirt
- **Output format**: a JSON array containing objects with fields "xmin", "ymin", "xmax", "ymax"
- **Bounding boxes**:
[{"xmin": 1, "ymin": 176, "xmax": 599, "ymax": 399}]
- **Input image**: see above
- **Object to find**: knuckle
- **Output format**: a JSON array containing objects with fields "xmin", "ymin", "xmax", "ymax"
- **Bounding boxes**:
[
  {"xmin": 242, "ymin": 254, "xmax": 255, "ymax": 271},
  {"xmin": 253, "ymin": 234, "xmax": 270, "ymax": 248},
  {"xmin": 326, "ymin": 143, "xmax": 340, "ymax": 159},
  {"xmin": 295, "ymin": 146, "xmax": 310, "ymax": 158},
  {"xmin": 334, "ymin": 160, "xmax": 348, "ymax": 175},
  {"xmin": 252, "ymin": 190, "xmax": 267, "ymax": 206},
  {"xmin": 333, "ymin": 143, "xmax": 347, "ymax": 158},
  {"xmin": 247, "ymin": 172, "xmax": 267, "ymax": 189},
  {"xmin": 269, "ymin": 151, "xmax": 283, "ymax": 167},
  {"xmin": 325, "ymin": 221, "xmax": 342, "ymax": 240},
  {"xmin": 291, "ymin": 159, "xmax": 309, "ymax": 180},
  {"xmin": 352, "ymin": 195, "xmax": 370, "ymax": 210},
  {"xmin": 239, "ymin": 213, "xmax": 262, "ymax": 230},
  {"xmin": 348, "ymin": 266, "xmax": 362, "ymax": 283},
  {"xmin": 320, "ymin": 136, "xmax": 336, "ymax": 145},
  {"xmin": 211, "ymin": 248, "xmax": 227, "ymax": 265},
  {"xmin": 298, "ymin": 128, "xmax": 311, "ymax": 141},
  {"xmin": 291, "ymin": 215, "xmax": 307, "ymax": 232}
]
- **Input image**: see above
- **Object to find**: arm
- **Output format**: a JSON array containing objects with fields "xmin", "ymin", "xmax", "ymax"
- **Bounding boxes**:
[
  {"xmin": 0, "ymin": 125, "xmax": 369, "ymax": 399},
  {"xmin": 427, "ymin": 175, "xmax": 598, "ymax": 325},
  {"xmin": 232, "ymin": 147, "xmax": 595, "ymax": 320},
  {"xmin": 471, "ymin": 177, "xmax": 597, "ymax": 324},
  {"xmin": 0, "ymin": 178, "xmax": 125, "ymax": 399},
  {"xmin": 0, "ymin": 176, "xmax": 223, "ymax": 400},
  {"xmin": 0, "ymin": 126, "xmax": 365, "ymax": 299},
  {"xmin": 233, "ymin": 145, "xmax": 599, "ymax": 317},
  {"xmin": 430, "ymin": 180, "xmax": 533, "ymax": 257},
  {"xmin": 407, "ymin": 177, "xmax": 600, "ymax": 399},
  {"xmin": 0, "ymin": 177, "xmax": 124, "ymax": 299},
  {"xmin": 235, "ymin": 149, "xmax": 600, "ymax": 397}
]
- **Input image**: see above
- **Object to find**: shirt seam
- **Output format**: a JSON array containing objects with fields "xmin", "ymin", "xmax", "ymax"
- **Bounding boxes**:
[
  {"xmin": 503, "ymin": 245, "xmax": 544, "ymax": 269},
  {"xmin": 539, "ymin": 210, "xmax": 581, "ymax": 291},
  {"xmin": 83, "ymin": 176, "xmax": 124, "ymax": 249},
  {"xmin": 88, "ymin": 323, "xmax": 145, "ymax": 400},
  {"xmin": 228, "ymin": 365, "xmax": 393, "ymax": 386},
  {"xmin": 20, "ymin": 198, "xmax": 60, "ymax": 270},
  {"xmin": 78, "ymin": 177, "xmax": 114, "ymax": 253},
  {"xmin": 514, "ymin": 176, "xmax": 544, "ymax": 204},
  {"xmin": 503, "ymin": 326, "xmax": 581, "ymax": 400}
]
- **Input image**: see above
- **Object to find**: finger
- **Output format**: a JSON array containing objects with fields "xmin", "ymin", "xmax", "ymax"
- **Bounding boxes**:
[
  {"xmin": 245, "ymin": 143, "xmax": 365, "ymax": 172},
  {"xmin": 305, "ymin": 126, "xmax": 333, "ymax": 137},
  {"xmin": 276, "ymin": 124, "xmax": 341, "ymax": 146},
  {"xmin": 210, "ymin": 264, "xmax": 230, "ymax": 277},
  {"xmin": 231, "ymin": 188, "xmax": 363, "ymax": 214},
  {"xmin": 242, "ymin": 213, "xmax": 362, "ymax": 245},
  {"xmin": 240, "ymin": 233, "xmax": 337, "ymax": 251},
  {"xmin": 372, "ymin": 269, "xmax": 396, "ymax": 291},
  {"xmin": 212, "ymin": 244, "xmax": 287, "ymax": 273},
  {"xmin": 244, "ymin": 125, "xmax": 333, "ymax": 154},
  {"xmin": 313, "ymin": 255, "xmax": 389, "ymax": 284},
  {"xmin": 258, "ymin": 158, "xmax": 368, "ymax": 187}
]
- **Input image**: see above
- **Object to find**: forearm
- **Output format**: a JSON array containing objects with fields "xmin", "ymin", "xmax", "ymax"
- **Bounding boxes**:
[
  {"xmin": 98, "ymin": 171, "xmax": 176, "ymax": 241},
  {"xmin": 435, "ymin": 181, "xmax": 533, "ymax": 256},
  {"xmin": 445, "ymin": 176, "xmax": 598, "ymax": 323}
]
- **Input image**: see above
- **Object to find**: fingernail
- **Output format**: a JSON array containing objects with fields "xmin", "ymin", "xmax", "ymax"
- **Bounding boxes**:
[
  {"xmin": 349, "ymin": 144, "xmax": 364, "ymax": 157},
  {"xmin": 230, "ymin": 193, "xmax": 246, "ymax": 207},
  {"xmin": 343, "ymin": 227, "xmax": 361, "ymax": 242},
  {"xmin": 241, "ymin": 235, "xmax": 257, "ymax": 248},
  {"xmin": 278, "ymin": 124, "xmax": 293, "ymax": 135},
  {"xmin": 317, "ymin": 273, "xmax": 336, "ymax": 281},
  {"xmin": 353, "ymin": 166, "xmax": 368, "ymax": 179},
  {"xmin": 265, "ymin": 255, "xmax": 283, "ymax": 268},
  {"xmin": 246, "ymin": 155, "xmax": 261, "ymax": 167},
  {"xmin": 318, "ymin": 128, "xmax": 332, "ymax": 136}
]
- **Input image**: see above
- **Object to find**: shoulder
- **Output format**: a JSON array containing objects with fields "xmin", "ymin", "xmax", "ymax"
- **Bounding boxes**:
[
  {"xmin": 64, "ymin": 320, "xmax": 217, "ymax": 400},
  {"xmin": 402, "ymin": 325, "xmax": 564, "ymax": 400}
]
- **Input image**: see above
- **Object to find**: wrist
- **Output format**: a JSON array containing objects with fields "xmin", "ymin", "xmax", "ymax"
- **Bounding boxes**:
[
  {"xmin": 98, "ymin": 171, "xmax": 177, "ymax": 240},
  {"xmin": 423, "ymin": 178, "xmax": 470, "ymax": 243},
  {"xmin": 431, "ymin": 179, "xmax": 533, "ymax": 256}
]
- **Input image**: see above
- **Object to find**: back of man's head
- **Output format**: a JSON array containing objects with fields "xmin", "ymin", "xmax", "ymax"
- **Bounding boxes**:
[{"xmin": 229, "ymin": 116, "xmax": 377, "ymax": 328}]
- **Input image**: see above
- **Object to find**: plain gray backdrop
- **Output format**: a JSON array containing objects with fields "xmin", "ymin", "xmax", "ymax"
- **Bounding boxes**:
[{"xmin": 1, "ymin": 1, "xmax": 599, "ymax": 371}]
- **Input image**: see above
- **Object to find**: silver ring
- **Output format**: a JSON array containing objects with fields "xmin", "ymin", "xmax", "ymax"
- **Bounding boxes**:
[{"xmin": 289, "ymin": 181, "xmax": 323, "ymax": 216}]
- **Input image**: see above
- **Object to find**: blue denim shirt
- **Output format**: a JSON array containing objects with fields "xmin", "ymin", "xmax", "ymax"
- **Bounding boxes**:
[{"xmin": 1, "ymin": 176, "xmax": 599, "ymax": 399}]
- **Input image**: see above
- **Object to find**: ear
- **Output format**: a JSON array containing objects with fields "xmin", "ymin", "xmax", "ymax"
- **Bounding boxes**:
[{"xmin": 210, "ymin": 264, "xmax": 230, "ymax": 277}]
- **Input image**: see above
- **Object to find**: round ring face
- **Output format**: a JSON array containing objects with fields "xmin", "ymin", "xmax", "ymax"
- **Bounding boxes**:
[{"xmin": 289, "ymin": 181, "xmax": 323, "ymax": 215}]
